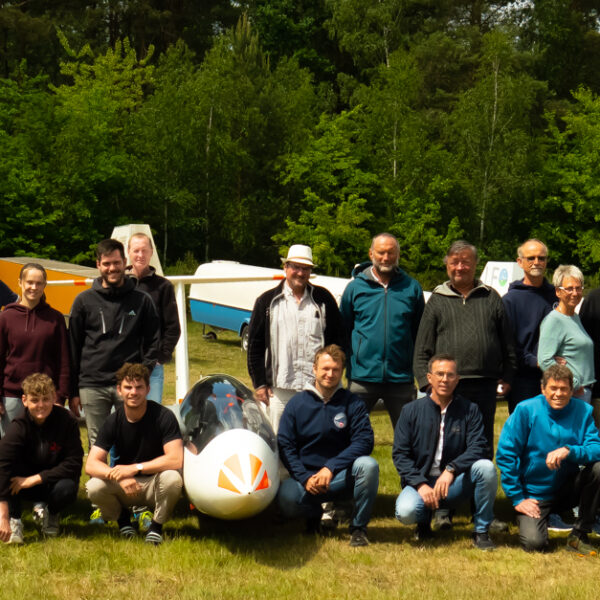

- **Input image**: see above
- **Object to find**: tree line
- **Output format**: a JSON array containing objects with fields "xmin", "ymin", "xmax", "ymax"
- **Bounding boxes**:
[{"xmin": 2, "ymin": 1, "xmax": 600, "ymax": 288}]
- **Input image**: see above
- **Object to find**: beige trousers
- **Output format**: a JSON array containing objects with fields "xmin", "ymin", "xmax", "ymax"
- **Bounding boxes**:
[{"xmin": 86, "ymin": 470, "xmax": 183, "ymax": 525}]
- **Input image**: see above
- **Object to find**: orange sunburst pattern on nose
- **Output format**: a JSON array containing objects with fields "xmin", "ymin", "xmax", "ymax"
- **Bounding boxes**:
[{"xmin": 217, "ymin": 453, "xmax": 270, "ymax": 494}]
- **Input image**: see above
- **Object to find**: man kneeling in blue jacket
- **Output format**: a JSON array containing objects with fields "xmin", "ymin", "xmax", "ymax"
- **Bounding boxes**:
[
  {"xmin": 497, "ymin": 364, "xmax": 600, "ymax": 555},
  {"xmin": 393, "ymin": 353, "xmax": 497, "ymax": 550},
  {"xmin": 277, "ymin": 344, "xmax": 379, "ymax": 547}
]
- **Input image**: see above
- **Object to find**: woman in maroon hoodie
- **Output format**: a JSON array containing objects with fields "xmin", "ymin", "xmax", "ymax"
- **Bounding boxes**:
[{"xmin": 0, "ymin": 264, "xmax": 70, "ymax": 436}]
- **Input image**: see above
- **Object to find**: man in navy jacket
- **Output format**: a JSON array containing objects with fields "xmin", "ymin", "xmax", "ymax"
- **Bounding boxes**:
[
  {"xmin": 393, "ymin": 353, "xmax": 497, "ymax": 550},
  {"xmin": 277, "ymin": 344, "xmax": 379, "ymax": 547}
]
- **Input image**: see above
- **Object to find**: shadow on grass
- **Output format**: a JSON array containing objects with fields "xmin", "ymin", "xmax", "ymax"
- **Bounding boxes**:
[{"xmin": 190, "ymin": 502, "xmax": 323, "ymax": 569}]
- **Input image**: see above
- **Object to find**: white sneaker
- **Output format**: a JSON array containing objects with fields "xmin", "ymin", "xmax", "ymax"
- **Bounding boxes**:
[
  {"xmin": 44, "ymin": 514, "xmax": 60, "ymax": 537},
  {"xmin": 32, "ymin": 502, "xmax": 49, "ymax": 532},
  {"xmin": 8, "ymin": 518, "xmax": 24, "ymax": 545}
]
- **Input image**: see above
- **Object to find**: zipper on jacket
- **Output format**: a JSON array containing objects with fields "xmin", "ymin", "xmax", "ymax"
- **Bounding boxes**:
[
  {"xmin": 99, "ymin": 308, "xmax": 107, "ymax": 334},
  {"xmin": 118, "ymin": 316, "xmax": 125, "ymax": 335},
  {"xmin": 383, "ymin": 287, "xmax": 388, "ymax": 380}
]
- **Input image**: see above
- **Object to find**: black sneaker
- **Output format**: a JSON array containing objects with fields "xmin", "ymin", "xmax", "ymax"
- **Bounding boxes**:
[
  {"xmin": 305, "ymin": 517, "xmax": 321, "ymax": 535},
  {"xmin": 414, "ymin": 522, "xmax": 434, "ymax": 542},
  {"xmin": 320, "ymin": 502, "xmax": 339, "ymax": 533},
  {"xmin": 473, "ymin": 532, "xmax": 496, "ymax": 551},
  {"xmin": 489, "ymin": 518, "xmax": 509, "ymax": 533},
  {"xmin": 433, "ymin": 510, "xmax": 453, "ymax": 531},
  {"xmin": 350, "ymin": 528, "xmax": 369, "ymax": 547}
]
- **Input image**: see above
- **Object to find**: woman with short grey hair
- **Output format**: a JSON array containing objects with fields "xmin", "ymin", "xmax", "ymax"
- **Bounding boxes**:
[{"xmin": 538, "ymin": 264, "xmax": 594, "ymax": 403}]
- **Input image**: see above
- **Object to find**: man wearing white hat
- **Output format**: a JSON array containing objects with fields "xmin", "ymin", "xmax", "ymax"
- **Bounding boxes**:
[{"xmin": 247, "ymin": 245, "xmax": 345, "ymax": 433}]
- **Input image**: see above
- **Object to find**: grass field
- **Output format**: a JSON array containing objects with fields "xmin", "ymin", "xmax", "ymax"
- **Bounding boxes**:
[{"xmin": 1, "ymin": 324, "xmax": 598, "ymax": 600}]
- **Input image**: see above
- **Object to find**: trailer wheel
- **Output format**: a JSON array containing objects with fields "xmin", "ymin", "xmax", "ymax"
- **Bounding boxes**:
[
  {"xmin": 203, "ymin": 331, "xmax": 217, "ymax": 341},
  {"xmin": 241, "ymin": 326, "xmax": 249, "ymax": 352}
]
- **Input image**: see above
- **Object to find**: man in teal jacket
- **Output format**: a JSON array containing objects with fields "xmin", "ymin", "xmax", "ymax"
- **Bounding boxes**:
[
  {"xmin": 340, "ymin": 233, "xmax": 424, "ymax": 428},
  {"xmin": 496, "ymin": 364, "xmax": 600, "ymax": 555}
]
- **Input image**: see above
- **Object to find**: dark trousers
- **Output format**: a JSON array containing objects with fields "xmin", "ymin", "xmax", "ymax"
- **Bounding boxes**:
[
  {"xmin": 517, "ymin": 462, "xmax": 600, "ymax": 552},
  {"xmin": 349, "ymin": 381, "xmax": 416, "ymax": 428},
  {"xmin": 8, "ymin": 478, "xmax": 78, "ymax": 518},
  {"xmin": 508, "ymin": 374, "xmax": 542, "ymax": 414},
  {"xmin": 455, "ymin": 378, "xmax": 497, "ymax": 460}
]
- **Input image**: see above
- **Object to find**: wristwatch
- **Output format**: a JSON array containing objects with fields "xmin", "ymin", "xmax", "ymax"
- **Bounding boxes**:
[
  {"xmin": 136, "ymin": 463, "xmax": 144, "ymax": 475},
  {"xmin": 445, "ymin": 464, "xmax": 456, "ymax": 474}
]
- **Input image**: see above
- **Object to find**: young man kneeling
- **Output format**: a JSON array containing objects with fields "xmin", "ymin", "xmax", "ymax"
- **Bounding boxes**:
[
  {"xmin": 85, "ymin": 363, "xmax": 183, "ymax": 545},
  {"xmin": 0, "ymin": 373, "xmax": 83, "ymax": 544}
]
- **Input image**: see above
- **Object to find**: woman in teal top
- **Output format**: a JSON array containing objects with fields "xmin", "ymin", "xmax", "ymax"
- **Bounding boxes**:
[{"xmin": 538, "ymin": 265, "xmax": 594, "ymax": 403}]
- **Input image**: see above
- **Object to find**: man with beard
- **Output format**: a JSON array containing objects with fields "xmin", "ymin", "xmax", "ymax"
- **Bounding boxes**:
[
  {"xmin": 340, "ymin": 233, "xmax": 424, "ymax": 428},
  {"xmin": 502, "ymin": 239, "xmax": 556, "ymax": 414},
  {"xmin": 69, "ymin": 239, "xmax": 160, "ymax": 448}
]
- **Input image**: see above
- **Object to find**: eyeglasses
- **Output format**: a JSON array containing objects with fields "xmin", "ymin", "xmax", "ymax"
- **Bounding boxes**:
[
  {"xmin": 286, "ymin": 263, "xmax": 312, "ymax": 273},
  {"xmin": 558, "ymin": 286, "xmax": 584, "ymax": 294},
  {"xmin": 523, "ymin": 256, "xmax": 547, "ymax": 262},
  {"xmin": 431, "ymin": 371, "xmax": 458, "ymax": 380}
]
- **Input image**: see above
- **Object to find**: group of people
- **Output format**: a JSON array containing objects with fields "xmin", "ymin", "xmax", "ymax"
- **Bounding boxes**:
[
  {"xmin": 2, "ymin": 231, "xmax": 600, "ymax": 554},
  {"xmin": 249, "ymin": 235, "xmax": 600, "ymax": 554},
  {"xmin": 0, "ymin": 235, "xmax": 183, "ymax": 545}
]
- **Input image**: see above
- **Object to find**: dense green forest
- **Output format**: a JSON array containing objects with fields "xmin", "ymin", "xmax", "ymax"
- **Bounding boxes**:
[{"xmin": 2, "ymin": 1, "xmax": 600, "ymax": 285}]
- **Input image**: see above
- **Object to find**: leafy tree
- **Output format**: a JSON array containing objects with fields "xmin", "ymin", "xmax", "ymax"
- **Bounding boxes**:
[
  {"xmin": 537, "ymin": 87, "xmax": 600, "ymax": 272},
  {"xmin": 49, "ymin": 34, "xmax": 154, "ymax": 263},
  {"xmin": 276, "ymin": 108, "xmax": 379, "ymax": 275},
  {"xmin": 517, "ymin": 0, "xmax": 600, "ymax": 97},
  {"xmin": 0, "ymin": 70, "xmax": 60, "ymax": 257},
  {"xmin": 447, "ymin": 30, "xmax": 546, "ymax": 253}
]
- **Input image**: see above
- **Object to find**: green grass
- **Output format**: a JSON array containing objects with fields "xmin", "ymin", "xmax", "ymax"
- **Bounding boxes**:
[{"xmin": 1, "ymin": 326, "xmax": 598, "ymax": 600}]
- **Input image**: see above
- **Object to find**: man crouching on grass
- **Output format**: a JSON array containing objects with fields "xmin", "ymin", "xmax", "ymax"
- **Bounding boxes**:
[
  {"xmin": 85, "ymin": 363, "xmax": 183, "ymax": 545},
  {"xmin": 277, "ymin": 345, "xmax": 379, "ymax": 547},
  {"xmin": 496, "ymin": 364, "xmax": 600, "ymax": 556},
  {"xmin": 0, "ymin": 373, "xmax": 83, "ymax": 544}
]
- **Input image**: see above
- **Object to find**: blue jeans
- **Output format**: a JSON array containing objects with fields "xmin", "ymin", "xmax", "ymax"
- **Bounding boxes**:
[
  {"xmin": 146, "ymin": 364, "xmax": 164, "ymax": 404},
  {"xmin": 278, "ymin": 456, "xmax": 379, "ymax": 530},
  {"xmin": 395, "ymin": 459, "xmax": 497, "ymax": 533}
]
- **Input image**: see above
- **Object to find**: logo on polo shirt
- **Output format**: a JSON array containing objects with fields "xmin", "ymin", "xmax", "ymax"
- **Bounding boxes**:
[{"xmin": 334, "ymin": 412, "xmax": 347, "ymax": 429}]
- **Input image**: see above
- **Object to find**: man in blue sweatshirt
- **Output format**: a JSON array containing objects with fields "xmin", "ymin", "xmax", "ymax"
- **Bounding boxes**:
[
  {"xmin": 496, "ymin": 364, "xmax": 600, "ymax": 555},
  {"xmin": 502, "ymin": 239, "xmax": 557, "ymax": 414},
  {"xmin": 277, "ymin": 344, "xmax": 379, "ymax": 547}
]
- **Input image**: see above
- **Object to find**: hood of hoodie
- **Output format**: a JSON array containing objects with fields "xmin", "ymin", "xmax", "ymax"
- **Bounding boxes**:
[
  {"xmin": 91, "ymin": 276, "xmax": 136, "ymax": 297},
  {"xmin": 506, "ymin": 278, "xmax": 557, "ymax": 299},
  {"xmin": 125, "ymin": 265, "xmax": 156, "ymax": 283},
  {"xmin": 2, "ymin": 298, "xmax": 52, "ymax": 332},
  {"xmin": 432, "ymin": 279, "xmax": 491, "ymax": 298}
]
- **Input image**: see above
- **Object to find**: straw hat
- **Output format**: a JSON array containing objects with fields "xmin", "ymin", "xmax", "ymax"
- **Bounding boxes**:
[{"xmin": 281, "ymin": 245, "xmax": 315, "ymax": 267}]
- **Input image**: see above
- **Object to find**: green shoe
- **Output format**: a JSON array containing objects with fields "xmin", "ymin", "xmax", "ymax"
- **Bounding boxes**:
[
  {"xmin": 89, "ymin": 508, "xmax": 105, "ymax": 525},
  {"xmin": 137, "ymin": 510, "xmax": 154, "ymax": 533},
  {"xmin": 566, "ymin": 534, "xmax": 598, "ymax": 557}
]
